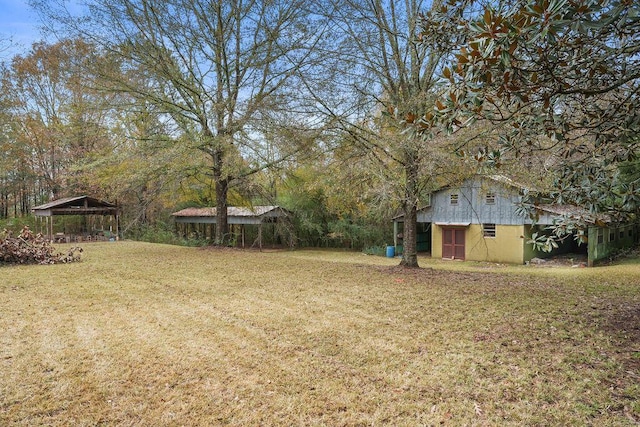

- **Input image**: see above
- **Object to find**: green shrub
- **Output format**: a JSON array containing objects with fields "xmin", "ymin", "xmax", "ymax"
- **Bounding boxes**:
[
  {"xmin": 362, "ymin": 245, "xmax": 386, "ymax": 256},
  {"xmin": 127, "ymin": 223, "xmax": 207, "ymax": 247}
]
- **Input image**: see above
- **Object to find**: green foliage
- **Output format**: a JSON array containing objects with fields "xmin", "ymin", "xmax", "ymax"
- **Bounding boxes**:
[
  {"xmin": 425, "ymin": 0, "xmax": 640, "ymax": 246},
  {"xmin": 278, "ymin": 170, "xmax": 331, "ymax": 247},
  {"xmin": 362, "ymin": 245, "xmax": 387, "ymax": 256},
  {"xmin": 326, "ymin": 217, "xmax": 388, "ymax": 251},
  {"xmin": 278, "ymin": 166, "xmax": 393, "ymax": 250},
  {"xmin": 127, "ymin": 222, "xmax": 206, "ymax": 247},
  {"xmin": 0, "ymin": 216, "xmax": 38, "ymax": 234},
  {"xmin": 528, "ymin": 231, "xmax": 559, "ymax": 253}
]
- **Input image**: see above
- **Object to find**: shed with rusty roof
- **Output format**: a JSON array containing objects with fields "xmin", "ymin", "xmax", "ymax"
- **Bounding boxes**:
[{"xmin": 171, "ymin": 205, "xmax": 292, "ymax": 248}]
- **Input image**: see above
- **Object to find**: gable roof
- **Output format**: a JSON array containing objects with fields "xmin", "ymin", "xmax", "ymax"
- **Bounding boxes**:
[
  {"xmin": 484, "ymin": 174, "xmax": 534, "ymax": 192},
  {"xmin": 392, "ymin": 174, "xmax": 528, "ymax": 221},
  {"xmin": 392, "ymin": 175, "xmax": 611, "ymax": 226},
  {"xmin": 419, "ymin": 174, "xmax": 538, "ymax": 200},
  {"xmin": 32, "ymin": 196, "xmax": 119, "ymax": 216}
]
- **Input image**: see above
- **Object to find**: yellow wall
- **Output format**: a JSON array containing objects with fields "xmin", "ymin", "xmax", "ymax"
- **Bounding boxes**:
[
  {"xmin": 432, "ymin": 224, "xmax": 526, "ymax": 264},
  {"xmin": 432, "ymin": 225, "xmax": 443, "ymax": 258},
  {"xmin": 466, "ymin": 224, "xmax": 525, "ymax": 264}
]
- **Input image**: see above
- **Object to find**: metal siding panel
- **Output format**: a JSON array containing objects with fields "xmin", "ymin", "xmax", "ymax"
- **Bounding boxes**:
[
  {"xmin": 228, "ymin": 217, "xmax": 262, "ymax": 224},
  {"xmin": 430, "ymin": 177, "xmax": 531, "ymax": 227},
  {"xmin": 459, "ymin": 185, "xmax": 473, "ymax": 223},
  {"xmin": 433, "ymin": 187, "xmax": 473, "ymax": 223},
  {"xmin": 476, "ymin": 185, "xmax": 523, "ymax": 225},
  {"xmin": 175, "ymin": 217, "xmax": 217, "ymax": 224},
  {"xmin": 417, "ymin": 207, "xmax": 433, "ymax": 223},
  {"xmin": 431, "ymin": 192, "xmax": 449, "ymax": 222},
  {"xmin": 501, "ymin": 192, "xmax": 524, "ymax": 225}
]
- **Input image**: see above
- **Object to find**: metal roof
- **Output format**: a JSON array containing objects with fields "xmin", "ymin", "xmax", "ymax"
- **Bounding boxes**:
[
  {"xmin": 32, "ymin": 195, "xmax": 119, "ymax": 216},
  {"xmin": 172, "ymin": 205, "xmax": 285, "ymax": 218},
  {"xmin": 534, "ymin": 204, "xmax": 611, "ymax": 224}
]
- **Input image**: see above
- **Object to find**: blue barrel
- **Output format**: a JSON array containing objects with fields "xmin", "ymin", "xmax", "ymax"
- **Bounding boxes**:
[{"xmin": 386, "ymin": 245, "xmax": 395, "ymax": 257}]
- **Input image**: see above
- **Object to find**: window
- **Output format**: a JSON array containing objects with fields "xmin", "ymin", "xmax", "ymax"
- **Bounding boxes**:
[
  {"xmin": 483, "ymin": 223, "xmax": 496, "ymax": 238},
  {"xmin": 485, "ymin": 193, "xmax": 496, "ymax": 205},
  {"xmin": 450, "ymin": 194, "xmax": 459, "ymax": 205},
  {"xmin": 609, "ymin": 230, "xmax": 616, "ymax": 242},
  {"xmin": 620, "ymin": 229, "xmax": 625, "ymax": 239},
  {"xmin": 629, "ymin": 228, "xmax": 634, "ymax": 238},
  {"xmin": 597, "ymin": 230, "xmax": 604, "ymax": 244}
]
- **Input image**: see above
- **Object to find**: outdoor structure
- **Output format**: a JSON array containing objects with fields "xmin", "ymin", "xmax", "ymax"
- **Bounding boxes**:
[
  {"xmin": 393, "ymin": 175, "xmax": 638, "ymax": 266},
  {"xmin": 171, "ymin": 205, "xmax": 292, "ymax": 248},
  {"xmin": 32, "ymin": 195, "xmax": 120, "ymax": 242}
]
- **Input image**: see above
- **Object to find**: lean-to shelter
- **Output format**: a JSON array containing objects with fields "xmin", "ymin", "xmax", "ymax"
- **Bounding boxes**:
[
  {"xmin": 172, "ymin": 205, "xmax": 292, "ymax": 248},
  {"xmin": 32, "ymin": 196, "xmax": 120, "ymax": 242}
]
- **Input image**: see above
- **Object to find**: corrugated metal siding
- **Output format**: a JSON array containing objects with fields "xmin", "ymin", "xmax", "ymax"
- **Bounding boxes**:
[{"xmin": 425, "ymin": 177, "xmax": 529, "ymax": 225}]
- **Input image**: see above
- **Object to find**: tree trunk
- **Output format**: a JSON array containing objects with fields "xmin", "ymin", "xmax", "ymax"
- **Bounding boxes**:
[
  {"xmin": 214, "ymin": 176, "xmax": 229, "ymax": 245},
  {"xmin": 400, "ymin": 153, "xmax": 420, "ymax": 268},
  {"xmin": 210, "ymin": 132, "xmax": 230, "ymax": 245},
  {"xmin": 400, "ymin": 203, "xmax": 419, "ymax": 267}
]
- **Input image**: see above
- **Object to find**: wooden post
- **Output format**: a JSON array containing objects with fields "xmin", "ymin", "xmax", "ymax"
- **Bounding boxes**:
[
  {"xmin": 394, "ymin": 220, "xmax": 399, "ymax": 249},
  {"xmin": 115, "ymin": 213, "xmax": 120, "ymax": 241}
]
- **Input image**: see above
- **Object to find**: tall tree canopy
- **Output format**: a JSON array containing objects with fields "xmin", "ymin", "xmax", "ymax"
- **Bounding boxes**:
[
  {"xmin": 2, "ymin": 40, "xmax": 113, "ymax": 208},
  {"xmin": 316, "ymin": 0, "xmax": 474, "ymax": 267},
  {"xmin": 34, "ymin": 0, "xmax": 329, "ymax": 244},
  {"xmin": 428, "ymin": 0, "xmax": 640, "ymax": 238}
]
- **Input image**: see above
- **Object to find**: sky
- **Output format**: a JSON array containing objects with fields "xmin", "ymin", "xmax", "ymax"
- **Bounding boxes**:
[{"xmin": 0, "ymin": 0, "xmax": 43, "ymax": 58}]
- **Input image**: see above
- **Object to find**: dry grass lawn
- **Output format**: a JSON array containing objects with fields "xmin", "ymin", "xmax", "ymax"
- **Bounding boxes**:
[{"xmin": 1, "ymin": 242, "xmax": 639, "ymax": 426}]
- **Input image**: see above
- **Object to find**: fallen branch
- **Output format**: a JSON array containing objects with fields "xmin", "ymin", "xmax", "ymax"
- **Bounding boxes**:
[{"xmin": 1, "ymin": 226, "xmax": 83, "ymax": 265}]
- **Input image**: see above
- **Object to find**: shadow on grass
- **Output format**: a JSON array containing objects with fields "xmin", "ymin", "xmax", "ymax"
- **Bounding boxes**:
[{"xmin": 601, "ymin": 302, "xmax": 640, "ymax": 371}]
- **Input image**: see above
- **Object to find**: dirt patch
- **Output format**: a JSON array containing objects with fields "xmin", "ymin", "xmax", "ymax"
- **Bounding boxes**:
[
  {"xmin": 528, "ymin": 253, "xmax": 588, "ymax": 267},
  {"xmin": 601, "ymin": 302, "xmax": 640, "ymax": 375}
]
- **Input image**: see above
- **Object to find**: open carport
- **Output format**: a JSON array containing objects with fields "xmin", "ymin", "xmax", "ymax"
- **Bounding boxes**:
[{"xmin": 32, "ymin": 195, "xmax": 120, "ymax": 242}]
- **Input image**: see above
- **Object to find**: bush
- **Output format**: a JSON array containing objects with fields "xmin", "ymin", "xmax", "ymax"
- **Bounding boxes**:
[
  {"xmin": 0, "ymin": 216, "xmax": 39, "ymax": 234},
  {"xmin": 362, "ymin": 245, "xmax": 386, "ymax": 256},
  {"xmin": 127, "ymin": 223, "xmax": 207, "ymax": 247},
  {"xmin": 1, "ymin": 226, "xmax": 83, "ymax": 265}
]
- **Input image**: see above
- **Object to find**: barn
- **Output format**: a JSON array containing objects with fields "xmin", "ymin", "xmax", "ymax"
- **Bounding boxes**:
[{"xmin": 393, "ymin": 175, "xmax": 639, "ymax": 266}]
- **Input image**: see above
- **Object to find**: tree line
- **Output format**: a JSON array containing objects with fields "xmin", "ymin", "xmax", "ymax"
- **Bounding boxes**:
[{"xmin": 1, "ymin": 0, "xmax": 638, "ymax": 267}]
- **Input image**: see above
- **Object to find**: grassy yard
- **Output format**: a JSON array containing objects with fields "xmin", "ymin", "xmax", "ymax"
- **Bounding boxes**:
[{"xmin": 1, "ymin": 242, "xmax": 639, "ymax": 426}]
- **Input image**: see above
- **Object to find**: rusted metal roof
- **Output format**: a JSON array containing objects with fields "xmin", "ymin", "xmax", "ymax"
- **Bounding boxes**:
[
  {"xmin": 535, "ymin": 204, "xmax": 588, "ymax": 217},
  {"xmin": 172, "ymin": 205, "xmax": 284, "ymax": 218},
  {"xmin": 534, "ymin": 204, "xmax": 611, "ymax": 224}
]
